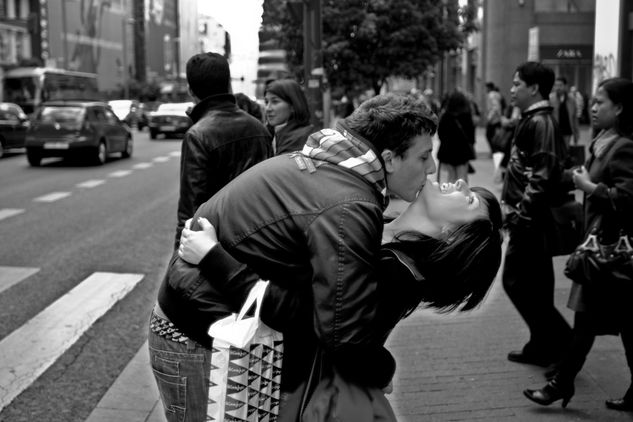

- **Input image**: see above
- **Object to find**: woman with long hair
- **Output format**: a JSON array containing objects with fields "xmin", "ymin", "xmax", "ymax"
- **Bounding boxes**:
[
  {"xmin": 264, "ymin": 79, "xmax": 314, "ymax": 154},
  {"xmin": 524, "ymin": 77, "xmax": 633, "ymax": 411}
]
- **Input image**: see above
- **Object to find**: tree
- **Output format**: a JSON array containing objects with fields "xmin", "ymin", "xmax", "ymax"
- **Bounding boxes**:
[{"xmin": 262, "ymin": 0, "xmax": 470, "ymax": 96}]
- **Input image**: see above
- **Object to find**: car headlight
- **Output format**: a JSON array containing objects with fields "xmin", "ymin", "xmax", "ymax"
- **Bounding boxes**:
[{"xmin": 76, "ymin": 135, "xmax": 90, "ymax": 142}]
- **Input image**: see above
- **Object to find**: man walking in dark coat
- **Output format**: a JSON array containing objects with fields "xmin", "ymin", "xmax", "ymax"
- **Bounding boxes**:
[{"xmin": 502, "ymin": 61, "xmax": 573, "ymax": 368}]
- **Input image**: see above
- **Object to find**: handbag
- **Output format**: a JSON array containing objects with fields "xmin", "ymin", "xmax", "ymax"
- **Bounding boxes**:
[
  {"xmin": 207, "ymin": 280, "xmax": 283, "ymax": 421},
  {"xmin": 548, "ymin": 195, "xmax": 584, "ymax": 257},
  {"xmin": 564, "ymin": 218, "xmax": 633, "ymax": 286}
]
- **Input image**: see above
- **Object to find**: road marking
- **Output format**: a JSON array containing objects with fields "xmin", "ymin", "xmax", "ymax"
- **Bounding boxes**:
[
  {"xmin": 108, "ymin": 170, "xmax": 132, "ymax": 178},
  {"xmin": 33, "ymin": 192, "xmax": 71, "ymax": 202},
  {"xmin": 132, "ymin": 162, "xmax": 153, "ymax": 169},
  {"xmin": 0, "ymin": 208, "xmax": 24, "ymax": 222},
  {"xmin": 0, "ymin": 272, "xmax": 143, "ymax": 411},
  {"xmin": 0, "ymin": 266, "xmax": 39, "ymax": 295},
  {"xmin": 152, "ymin": 156, "xmax": 169, "ymax": 163},
  {"xmin": 169, "ymin": 151, "xmax": 181, "ymax": 157},
  {"xmin": 76, "ymin": 179, "xmax": 105, "ymax": 188}
]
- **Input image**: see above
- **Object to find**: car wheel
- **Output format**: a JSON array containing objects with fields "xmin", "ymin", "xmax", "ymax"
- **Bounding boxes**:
[
  {"xmin": 94, "ymin": 141, "xmax": 107, "ymax": 165},
  {"xmin": 26, "ymin": 149, "xmax": 41, "ymax": 166},
  {"xmin": 149, "ymin": 129, "xmax": 157, "ymax": 140},
  {"xmin": 122, "ymin": 136, "xmax": 133, "ymax": 158}
]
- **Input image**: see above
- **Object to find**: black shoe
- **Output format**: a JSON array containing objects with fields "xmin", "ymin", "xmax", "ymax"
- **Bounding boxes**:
[
  {"xmin": 507, "ymin": 350, "xmax": 552, "ymax": 367},
  {"xmin": 605, "ymin": 398, "xmax": 633, "ymax": 411},
  {"xmin": 524, "ymin": 379, "xmax": 574, "ymax": 408}
]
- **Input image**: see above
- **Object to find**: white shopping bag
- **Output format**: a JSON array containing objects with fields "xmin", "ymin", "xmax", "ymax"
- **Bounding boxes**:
[{"xmin": 207, "ymin": 280, "xmax": 283, "ymax": 422}]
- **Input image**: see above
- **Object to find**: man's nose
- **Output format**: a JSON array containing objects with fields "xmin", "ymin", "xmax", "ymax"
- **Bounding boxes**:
[{"xmin": 427, "ymin": 159, "xmax": 437, "ymax": 175}]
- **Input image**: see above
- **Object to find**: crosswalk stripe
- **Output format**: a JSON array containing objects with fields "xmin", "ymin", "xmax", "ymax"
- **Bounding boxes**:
[
  {"xmin": 108, "ymin": 170, "xmax": 132, "ymax": 178},
  {"xmin": 76, "ymin": 179, "xmax": 106, "ymax": 188},
  {"xmin": 153, "ymin": 156, "xmax": 169, "ymax": 163},
  {"xmin": 0, "ymin": 266, "xmax": 39, "ymax": 295},
  {"xmin": 0, "ymin": 272, "xmax": 143, "ymax": 411},
  {"xmin": 169, "ymin": 151, "xmax": 181, "ymax": 157},
  {"xmin": 132, "ymin": 162, "xmax": 153, "ymax": 169},
  {"xmin": 0, "ymin": 208, "xmax": 24, "ymax": 222},
  {"xmin": 33, "ymin": 192, "xmax": 71, "ymax": 202}
]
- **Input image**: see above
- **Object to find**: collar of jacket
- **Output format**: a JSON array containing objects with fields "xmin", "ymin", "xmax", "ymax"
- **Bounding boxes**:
[
  {"xmin": 301, "ymin": 121, "xmax": 388, "ymax": 207},
  {"xmin": 188, "ymin": 93, "xmax": 237, "ymax": 123},
  {"xmin": 522, "ymin": 100, "xmax": 552, "ymax": 116}
]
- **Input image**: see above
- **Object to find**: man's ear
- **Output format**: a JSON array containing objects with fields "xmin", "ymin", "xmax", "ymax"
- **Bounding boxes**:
[
  {"xmin": 382, "ymin": 149, "xmax": 395, "ymax": 173},
  {"xmin": 529, "ymin": 83, "xmax": 540, "ymax": 97}
]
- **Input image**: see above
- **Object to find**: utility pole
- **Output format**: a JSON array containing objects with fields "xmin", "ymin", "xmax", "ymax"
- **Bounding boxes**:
[{"xmin": 303, "ymin": 0, "xmax": 324, "ymax": 129}]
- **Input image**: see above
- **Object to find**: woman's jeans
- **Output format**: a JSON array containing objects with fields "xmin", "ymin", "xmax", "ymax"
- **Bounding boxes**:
[{"xmin": 148, "ymin": 325, "xmax": 212, "ymax": 422}]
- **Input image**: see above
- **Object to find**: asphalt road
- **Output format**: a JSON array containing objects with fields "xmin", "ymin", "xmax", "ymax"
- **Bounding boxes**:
[{"xmin": 0, "ymin": 129, "xmax": 182, "ymax": 422}]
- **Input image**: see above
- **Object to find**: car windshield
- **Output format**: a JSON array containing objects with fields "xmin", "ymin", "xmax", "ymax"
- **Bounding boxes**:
[
  {"xmin": 37, "ymin": 107, "xmax": 85, "ymax": 129},
  {"xmin": 0, "ymin": 110, "xmax": 19, "ymax": 120}
]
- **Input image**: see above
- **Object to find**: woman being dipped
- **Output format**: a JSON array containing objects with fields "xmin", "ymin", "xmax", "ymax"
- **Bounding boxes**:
[
  {"xmin": 264, "ymin": 79, "xmax": 314, "ymax": 155},
  {"xmin": 179, "ymin": 179, "xmax": 503, "ymax": 420}
]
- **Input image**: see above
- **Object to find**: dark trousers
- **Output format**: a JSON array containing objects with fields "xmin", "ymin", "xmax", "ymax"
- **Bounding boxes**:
[
  {"xmin": 502, "ymin": 226, "xmax": 572, "ymax": 359},
  {"xmin": 558, "ymin": 311, "xmax": 633, "ymax": 399}
]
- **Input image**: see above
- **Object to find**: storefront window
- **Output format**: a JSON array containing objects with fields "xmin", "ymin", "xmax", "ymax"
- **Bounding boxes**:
[{"xmin": 535, "ymin": 0, "xmax": 595, "ymax": 13}]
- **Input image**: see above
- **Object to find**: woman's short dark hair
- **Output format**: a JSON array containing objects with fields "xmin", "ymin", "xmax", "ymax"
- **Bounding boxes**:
[
  {"xmin": 185, "ymin": 52, "xmax": 231, "ymax": 100},
  {"xmin": 515, "ymin": 61, "xmax": 555, "ymax": 100},
  {"xmin": 264, "ymin": 79, "xmax": 311, "ymax": 125},
  {"xmin": 598, "ymin": 77, "xmax": 633, "ymax": 138},
  {"xmin": 343, "ymin": 93, "xmax": 437, "ymax": 158},
  {"xmin": 391, "ymin": 186, "xmax": 503, "ymax": 314}
]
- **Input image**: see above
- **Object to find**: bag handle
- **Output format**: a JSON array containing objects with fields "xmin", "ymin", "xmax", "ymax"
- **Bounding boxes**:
[{"xmin": 236, "ymin": 280, "xmax": 268, "ymax": 322}]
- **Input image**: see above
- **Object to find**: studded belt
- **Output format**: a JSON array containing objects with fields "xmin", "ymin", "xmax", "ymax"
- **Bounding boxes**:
[{"xmin": 150, "ymin": 305, "xmax": 189, "ymax": 343}]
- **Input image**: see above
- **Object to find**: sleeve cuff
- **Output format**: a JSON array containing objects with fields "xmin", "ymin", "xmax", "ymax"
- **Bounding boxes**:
[{"xmin": 198, "ymin": 243, "xmax": 243, "ymax": 288}]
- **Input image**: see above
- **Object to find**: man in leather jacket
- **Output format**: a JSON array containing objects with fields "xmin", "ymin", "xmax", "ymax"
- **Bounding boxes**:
[
  {"xmin": 502, "ymin": 61, "xmax": 573, "ymax": 368},
  {"xmin": 175, "ymin": 52, "xmax": 272, "ymax": 248}
]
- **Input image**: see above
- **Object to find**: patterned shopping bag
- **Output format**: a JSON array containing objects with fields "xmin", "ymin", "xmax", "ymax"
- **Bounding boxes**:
[{"xmin": 207, "ymin": 281, "xmax": 283, "ymax": 422}]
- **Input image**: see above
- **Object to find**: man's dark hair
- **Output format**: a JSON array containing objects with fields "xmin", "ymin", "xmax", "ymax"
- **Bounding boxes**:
[
  {"xmin": 556, "ymin": 76, "xmax": 568, "ymax": 85},
  {"xmin": 485, "ymin": 81, "xmax": 495, "ymax": 91},
  {"xmin": 185, "ymin": 52, "xmax": 231, "ymax": 100},
  {"xmin": 343, "ymin": 93, "xmax": 437, "ymax": 158},
  {"xmin": 515, "ymin": 61, "xmax": 555, "ymax": 99}
]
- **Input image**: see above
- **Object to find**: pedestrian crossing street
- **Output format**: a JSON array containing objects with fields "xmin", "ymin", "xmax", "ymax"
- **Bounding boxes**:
[{"xmin": 0, "ymin": 267, "xmax": 144, "ymax": 413}]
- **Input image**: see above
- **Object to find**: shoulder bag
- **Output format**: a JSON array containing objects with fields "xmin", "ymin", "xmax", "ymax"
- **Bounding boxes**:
[{"xmin": 564, "ymin": 216, "xmax": 633, "ymax": 287}]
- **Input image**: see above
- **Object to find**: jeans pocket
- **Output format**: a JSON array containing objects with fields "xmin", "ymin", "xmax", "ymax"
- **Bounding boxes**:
[{"xmin": 151, "ymin": 354, "xmax": 187, "ymax": 421}]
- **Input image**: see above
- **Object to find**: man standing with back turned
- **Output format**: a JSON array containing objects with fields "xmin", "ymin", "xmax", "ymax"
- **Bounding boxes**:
[
  {"xmin": 175, "ymin": 52, "xmax": 272, "ymax": 247},
  {"xmin": 502, "ymin": 61, "xmax": 572, "ymax": 368}
]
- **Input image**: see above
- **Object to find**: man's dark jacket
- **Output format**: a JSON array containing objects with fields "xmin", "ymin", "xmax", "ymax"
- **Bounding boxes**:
[
  {"xmin": 502, "ymin": 104, "xmax": 567, "ymax": 228},
  {"xmin": 176, "ymin": 93, "xmax": 271, "ymax": 246}
]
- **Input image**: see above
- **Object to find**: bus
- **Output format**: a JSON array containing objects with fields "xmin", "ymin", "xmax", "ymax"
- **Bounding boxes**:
[{"xmin": 2, "ymin": 67, "xmax": 100, "ymax": 115}]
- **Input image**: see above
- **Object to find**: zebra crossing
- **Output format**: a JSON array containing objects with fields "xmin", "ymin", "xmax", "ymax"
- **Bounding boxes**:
[{"xmin": 0, "ymin": 267, "xmax": 144, "ymax": 413}]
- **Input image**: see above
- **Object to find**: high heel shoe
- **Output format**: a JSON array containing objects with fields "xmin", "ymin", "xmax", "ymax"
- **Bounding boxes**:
[
  {"xmin": 605, "ymin": 397, "xmax": 633, "ymax": 411},
  {"xmin": 523, "ymin": 379, "xmax": 575, "ymax": 408}
]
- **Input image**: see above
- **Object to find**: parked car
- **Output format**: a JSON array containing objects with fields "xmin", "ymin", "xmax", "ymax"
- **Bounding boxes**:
[
  {"xmin": 108, "ymin": 99, "xmax": 141, "ymax": 128},
  {"xmin": 147, "ymin": 102, "xmax": 193, "ymax": 139},
  {"xmin": 0, "ymin": 102, "xmax": 30, "ymax": 158},
  {"xmin": 24, "ymin": 101, "xmax": 133, "ymax": 166}
]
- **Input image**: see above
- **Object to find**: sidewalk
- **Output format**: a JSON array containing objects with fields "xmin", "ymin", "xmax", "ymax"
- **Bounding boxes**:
[{"xmin": 86, "ymin": 126, "xmax": 633, "ymax": 421}]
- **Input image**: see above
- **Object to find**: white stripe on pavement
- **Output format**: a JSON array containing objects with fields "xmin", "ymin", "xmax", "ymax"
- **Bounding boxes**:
[
  {"xmin": 169, "ymin": 151, "xmax": 181, "ymax": 157},
  {"xmin": 152, "ymin": 156, "xmax": 169, "ymax": 163},
  {"xmin": 0, "ymin": 266, "xmax": 39, "ymax": 295},
  {"xmin": 33, "ymin": 192, "xmax": 71, "ymax": 202},
  {"xmin": 132, "ymin": 162, "xmax": 153, "ymax": 169},
  {"xmin": 76, "ymin": 179, "xmax": 106, "ymax": 188},
  {"xmin": 0, "ymin": 272, "xmax": 143, "ymax": 411},
  {"xmin": 0, "ymin": 208, "xmax": 24, "ymax": 222},
  {"xmin": 108, "ymin": 170, "xmax": 133, "ymax": 178}
]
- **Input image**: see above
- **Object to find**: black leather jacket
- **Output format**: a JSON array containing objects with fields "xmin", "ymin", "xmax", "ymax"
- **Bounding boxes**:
[
  {"xmin": 159, "ymin": 146, "xmax": 393, "ymax": 390},
  {"xmin": 501, "ymin": 104, "xmax": 567, "ymax": 228},
  {"xmin": 175, "ymin": 94, "xmax": 271, "ymax": 246}
]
